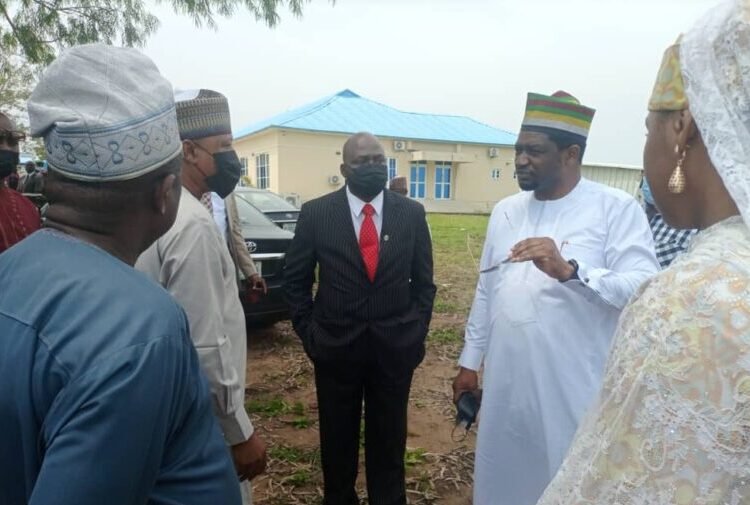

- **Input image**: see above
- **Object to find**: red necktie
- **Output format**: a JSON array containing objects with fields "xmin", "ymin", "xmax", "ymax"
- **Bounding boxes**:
[{"xmin": 359, "ymin": 203, "xmax": 379, "ymax": 282}]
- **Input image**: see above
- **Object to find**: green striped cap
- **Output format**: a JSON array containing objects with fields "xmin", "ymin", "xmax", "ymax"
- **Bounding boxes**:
[{"xmin": 522, "ymin": 91, "xmax": 595, "ymax": 138}]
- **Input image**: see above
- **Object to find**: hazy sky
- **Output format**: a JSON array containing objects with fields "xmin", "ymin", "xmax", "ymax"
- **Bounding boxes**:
[{"xmin": 142, "ymin": 0, "xmax": 715, "ymax": 166}]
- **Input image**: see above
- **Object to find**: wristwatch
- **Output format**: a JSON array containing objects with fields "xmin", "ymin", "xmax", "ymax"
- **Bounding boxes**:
[{"xmin": 564, "ymin": 259, "xmax": 580, "ymax": 282}]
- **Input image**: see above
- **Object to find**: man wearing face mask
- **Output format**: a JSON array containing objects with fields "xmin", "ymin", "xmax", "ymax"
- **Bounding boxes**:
[
  {"xmin": 284, "ymin": 132, "xmax": 435, "ymax": 505},
  {"xmin": 0, "ymin": 112, "xmax": 40, "ymax": 253},
  {"xmin": 136, "ymin": 89, "xmax": 267, "ymax": 503}
]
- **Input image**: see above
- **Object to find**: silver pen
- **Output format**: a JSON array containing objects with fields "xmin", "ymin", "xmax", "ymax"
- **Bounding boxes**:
[{"xmin": 479, "ymin": 257, "xmax": 512, "ymax": 273}]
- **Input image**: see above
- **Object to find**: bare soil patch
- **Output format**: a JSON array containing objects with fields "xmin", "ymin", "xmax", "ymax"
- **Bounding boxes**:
[{"xmin": 246, "ymin": 317, "xmax": 475, "ymax": 505}]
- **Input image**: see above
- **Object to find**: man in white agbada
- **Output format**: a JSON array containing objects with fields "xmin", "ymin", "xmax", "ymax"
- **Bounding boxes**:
[
  {"xmin": 452, "ymin": 91, "xmax": 659, "ymax": 505},
  {"xmin": 136, "ymin": 89, "xmax": 267, "ymax": 504}
]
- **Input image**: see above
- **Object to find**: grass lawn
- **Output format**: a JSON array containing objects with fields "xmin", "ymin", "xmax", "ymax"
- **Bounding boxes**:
[{"xmin": 427, "ymin": 213, "xmax": 489, "ymax": 317}]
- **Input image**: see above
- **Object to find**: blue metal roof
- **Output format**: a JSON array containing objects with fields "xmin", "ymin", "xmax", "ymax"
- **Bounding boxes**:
[{"xmin": 234, "ymin": 89, "xmax": 517, "ymax": 146}]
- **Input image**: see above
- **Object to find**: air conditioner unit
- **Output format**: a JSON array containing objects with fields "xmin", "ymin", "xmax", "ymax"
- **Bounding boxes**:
[
  {"xmin": 284, "ymin": 194, "xmax": 301, "ymax": 208},
  {"xmin": 393, "ymin": 140, "xmax": 407, "ymax": 151},
  {"xmin": 328, "ymin": 174, "xmax": 342, "ymax": 185},
  {"xmin": 488, "ymin": 147, "xmax": 500, "ymax": 158}
]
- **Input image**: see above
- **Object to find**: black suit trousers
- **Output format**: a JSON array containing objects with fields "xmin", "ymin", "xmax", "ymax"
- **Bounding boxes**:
[{"xmin": 313, "ymin": 335, "xmax": 414, "ymax": 505}]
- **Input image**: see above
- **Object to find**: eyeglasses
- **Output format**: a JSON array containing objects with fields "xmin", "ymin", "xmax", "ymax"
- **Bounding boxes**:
[{"xmin": 0, "ymin": 128, "xmax": 26, "ymax": 144}]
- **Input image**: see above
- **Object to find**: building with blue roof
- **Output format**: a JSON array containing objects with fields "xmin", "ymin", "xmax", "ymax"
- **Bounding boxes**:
[
  {"xmin": 234, "ymin": 89, "xmax": 517, "ymax": 146},
  {"xmin": 233, "ymin": 89, "xmax": 523, "ymax": 213},
  {"xmin": 233, "ymin": 90, "xmax": 642, "ymax": 212}
]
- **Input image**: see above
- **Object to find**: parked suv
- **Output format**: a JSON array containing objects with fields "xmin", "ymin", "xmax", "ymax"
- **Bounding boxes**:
[
  {"xmin": 235, "ymin": 188, "xmax": 299, "ymax": 232},
  {"xmin": 234, "ymin": 194, "xmax": 294, "ymax": 326}
]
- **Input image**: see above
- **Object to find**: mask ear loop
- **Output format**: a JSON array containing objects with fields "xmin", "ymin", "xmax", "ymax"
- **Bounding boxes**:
[{"xmin": 187, "ymin": 140, "xmax": 214, "ymax": 179}]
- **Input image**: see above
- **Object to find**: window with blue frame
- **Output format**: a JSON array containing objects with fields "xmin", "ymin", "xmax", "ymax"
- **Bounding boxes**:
[
  {"xmin": 434, "ymin": 162, "xmax": 452, "ymax": 199},
  {"xmin": 409, "ymin": 162, "xmax": 426, "ymax": 198},
  {"xmin": 388, "ymin": 158, "xmax": 397, "ymax": 181}
]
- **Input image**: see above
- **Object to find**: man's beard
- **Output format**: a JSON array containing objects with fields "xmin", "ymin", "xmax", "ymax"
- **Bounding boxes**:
[
  {"xmin": 515, "ymin": 170, "xmax": 539, "ymax": 191},
  {"xmin": 517, "ymin": 178, "xmax": 538, "ymax": 191}
]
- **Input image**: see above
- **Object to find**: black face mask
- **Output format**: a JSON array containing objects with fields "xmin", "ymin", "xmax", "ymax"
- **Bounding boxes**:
[
  {"xmin": 206, "ymin": 150, "xmax": 242, "ymax": 198},
  {"xmin": 0, "ymin": 149, "xmax": 19, "ymax": 179},
  {"xmin": 347, "ymin": 162, "xmax": 387, "ymax": 200}
]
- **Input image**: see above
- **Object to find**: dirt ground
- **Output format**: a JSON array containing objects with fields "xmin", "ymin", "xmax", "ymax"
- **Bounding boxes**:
[{"xmin": 245, "ymin": 314, "xmax": 475, "ymax": 505}]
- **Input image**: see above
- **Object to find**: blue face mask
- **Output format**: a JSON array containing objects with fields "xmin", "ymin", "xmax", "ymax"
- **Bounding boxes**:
[{"xmin": 641, "ymin": 178, "xmax": 655, "ymax": 206}]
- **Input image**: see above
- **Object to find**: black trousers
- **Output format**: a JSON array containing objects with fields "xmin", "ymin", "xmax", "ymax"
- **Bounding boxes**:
[{"xmin": 313, "ymin": 356, "xmax": 414, "ymax": 505}]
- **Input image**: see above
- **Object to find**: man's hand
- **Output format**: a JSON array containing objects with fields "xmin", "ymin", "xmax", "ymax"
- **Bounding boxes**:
[
  {"xmin": 452, "ymin": 367, "xmax": 480, "ymax": 404},
  {"xmin": 509, "ymin": 237, "xmax": 576, "ymax": 281},
  {"xmin": 231, "ymin": 432, "xmax": 267, "ymax": 481},
  {"xmin": 248, "ymin": 273, "xmax": 268, "ymax": 295}
]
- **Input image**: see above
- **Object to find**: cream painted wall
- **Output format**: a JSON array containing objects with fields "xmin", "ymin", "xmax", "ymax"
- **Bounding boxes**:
[
  {"xmin": 278, "ymin": 130, "xmax": 349, "ymax": 199},
  {"xmin": 233, "ymin": 128, "xmax": 642, "ymax": 213},
  {"xmin": 233, "ymin": 130, "xmax": 281, "ymax": 192}
]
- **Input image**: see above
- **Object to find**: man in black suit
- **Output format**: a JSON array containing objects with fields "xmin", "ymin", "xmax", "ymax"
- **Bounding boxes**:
[{"xmin": 284, "ymin": 132, "xmax": 435, "ymax": 505}]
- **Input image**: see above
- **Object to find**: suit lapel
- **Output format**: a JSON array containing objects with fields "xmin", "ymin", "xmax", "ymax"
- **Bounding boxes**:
[
  {"xmin": 332, "ymin": 187, "xmax": 368, "ymax": 278},
  {"xmin": 376, "ymin": 190, "xmax": 403, "ymax": 283}
]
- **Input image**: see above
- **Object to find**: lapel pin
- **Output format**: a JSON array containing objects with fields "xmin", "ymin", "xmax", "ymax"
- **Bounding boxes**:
[{"xmin": 383, "ymin": 235, "xmax": 390, "ymax": 242}]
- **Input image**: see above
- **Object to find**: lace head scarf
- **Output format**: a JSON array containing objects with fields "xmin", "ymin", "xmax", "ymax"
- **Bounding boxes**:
[{"xmin": 678, "ymin": 0, "xmax": 750, "ymax": 227}]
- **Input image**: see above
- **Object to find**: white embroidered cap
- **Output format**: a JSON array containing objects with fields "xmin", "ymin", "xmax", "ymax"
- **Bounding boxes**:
[
  {"xmin": 27, "ymin": 43, "xmax": 181, "ymax": 181},
  {"xmin": 681, "ymin": 0, "xmax": 750, "ymax": 227}
]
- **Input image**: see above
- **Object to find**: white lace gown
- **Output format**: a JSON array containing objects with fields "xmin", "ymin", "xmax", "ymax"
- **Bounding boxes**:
[{"xmin": 538, "ymin": 217, "xmax": 750, "ymax": 505}]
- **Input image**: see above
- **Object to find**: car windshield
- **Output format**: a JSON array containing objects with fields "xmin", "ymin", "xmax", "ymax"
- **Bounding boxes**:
[
  {"xmin": 234, "ymin": 195, "xmax": 280, "ymax": 228},
  {"xmin": 237, "ymin": 190, "xmax": 297, "ymax": 212}
]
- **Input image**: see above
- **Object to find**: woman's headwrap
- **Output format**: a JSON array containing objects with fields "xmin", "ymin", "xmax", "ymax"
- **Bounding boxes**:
[
  {"xmin": 648, "ymin": 38, "xmax": 688, "ymax": 112},
  {"xmin": 653, "ymin": 0, "xmax": 750, "ymax": 227}
]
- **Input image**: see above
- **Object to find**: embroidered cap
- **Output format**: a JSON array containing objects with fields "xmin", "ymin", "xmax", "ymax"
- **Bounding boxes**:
[
  {"xmin": 27, "ymin": 43, "xmax": 181, "ymax": 182},
  {"xmin": 175, "ymin": 89, "xmax": 232, "ymax": 140},
  {"xmin": 521, "ymin": 91, "xmax": 596, "ymax": 141}
]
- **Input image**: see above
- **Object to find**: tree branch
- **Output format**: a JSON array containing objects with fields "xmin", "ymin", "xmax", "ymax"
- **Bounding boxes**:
[
  {"xmin": 2, "ymin": 0, "xmax": 332, "ymax": 67},
  {"xmin": 0, "ymin": 2, "xmax": 20, "ymax": 41}
]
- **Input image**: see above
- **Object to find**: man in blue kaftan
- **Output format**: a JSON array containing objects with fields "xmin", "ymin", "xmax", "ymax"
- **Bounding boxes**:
[{"xmin": 0, "ymin": 43, "xmax": 241, "ymax": 505}]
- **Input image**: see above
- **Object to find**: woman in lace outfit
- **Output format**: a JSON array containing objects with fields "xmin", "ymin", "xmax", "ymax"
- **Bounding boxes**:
[{"xmin": 537, "ymin": 1, "xmax": 750, "ymax": 503}]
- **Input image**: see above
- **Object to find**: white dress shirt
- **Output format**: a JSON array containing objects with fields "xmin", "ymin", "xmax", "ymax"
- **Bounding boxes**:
[
  {"xmin": 210, "ymin": 192, "xmax": 228, "ymax": 242},
  {"xmin": 346, "ymin": 186, "xmax": 383, "ymax": 240}
]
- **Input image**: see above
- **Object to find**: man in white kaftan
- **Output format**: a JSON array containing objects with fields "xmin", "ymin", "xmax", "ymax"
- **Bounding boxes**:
[{"xmin": 453, "ymin": 91, "xmax": 659, "ymax": 505}]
